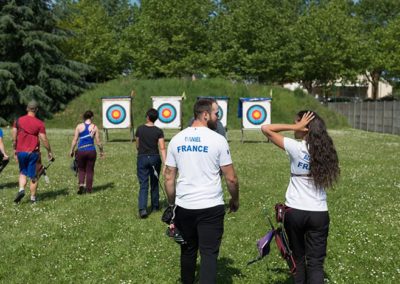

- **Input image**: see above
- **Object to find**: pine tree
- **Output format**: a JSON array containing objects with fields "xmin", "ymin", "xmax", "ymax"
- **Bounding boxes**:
[{"xmin": 0, "ymin": 0, "xmax": 91, "ymax": 124}]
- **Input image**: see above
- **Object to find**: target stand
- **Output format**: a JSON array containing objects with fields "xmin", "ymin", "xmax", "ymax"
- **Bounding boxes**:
[
  {"xmin": 101, "ymin": 96, "xmax": 134, "ymax": 142},
  {"xmin": 239, "ymin": 97, "xmax": 272, "ymax": 143},
  {"xmin": 152, "ymin": 96, "xmax": 183, "ymax": 131}
]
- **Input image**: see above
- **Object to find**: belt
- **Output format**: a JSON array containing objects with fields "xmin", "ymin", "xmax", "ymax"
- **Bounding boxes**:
[
  {"xmin": 78, "ymin": 144, "xmax": 94, "ymax": 150},
  {"xmin": 291, "ymin": 173, "xmax": 311, "ymax": 177}
]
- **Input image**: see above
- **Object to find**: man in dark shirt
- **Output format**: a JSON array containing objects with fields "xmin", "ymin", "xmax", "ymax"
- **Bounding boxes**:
[{"xmin": 135, "ymin": 108, "xmax": 166, "ymax": 218}]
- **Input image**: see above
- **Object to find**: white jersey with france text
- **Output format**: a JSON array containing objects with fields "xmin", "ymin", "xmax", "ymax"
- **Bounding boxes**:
[
  {"xmin": 166, "ymin": 127, "xmax": 232, "ymax": 209},
  {"xmin": 284, "ymin": 137, "xmax": 327, "ymax": 211}
]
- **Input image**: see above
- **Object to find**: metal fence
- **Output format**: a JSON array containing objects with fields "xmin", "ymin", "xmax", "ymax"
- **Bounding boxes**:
[{"xmin": 327, "ymin": 101, "xmax": 400, "ymax": 135}]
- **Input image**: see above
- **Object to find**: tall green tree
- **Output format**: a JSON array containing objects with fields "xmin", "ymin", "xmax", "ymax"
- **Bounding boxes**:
[
  {"xmin": 0, "ymin": 0, "xmax": 91, "ymax": 123},
  {"xmin": 209, "ymin": 0, "xmax": 302, "ymax": 83},
  {"xmin": 353, "ymin": 0, "xmax": 400, "ymax": 99},
  {"xmin": 289, "ymin": 0, "xmax": 363, "ymax": 93},
  {"xmin": 128, "ymin": 0, "xmax": 215, "ymax": 78},
  {"xmin": 383, "ymin": 16, "xmax": 400, "ymax": 80},
  {"xmin": 57, "ymin": 0, "xmax": 133, "ymax": 81}
]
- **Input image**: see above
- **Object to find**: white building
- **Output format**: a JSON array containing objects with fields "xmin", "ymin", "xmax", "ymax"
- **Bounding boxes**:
[{"xmin": 283, "ymin": 74, "xmax": 393, "ymax": 99}]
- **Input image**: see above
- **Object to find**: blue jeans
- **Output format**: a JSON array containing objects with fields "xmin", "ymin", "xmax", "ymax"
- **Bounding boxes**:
[{"xmin": 137, "ymin": 155, "xmax": 161, "ymax": 211}]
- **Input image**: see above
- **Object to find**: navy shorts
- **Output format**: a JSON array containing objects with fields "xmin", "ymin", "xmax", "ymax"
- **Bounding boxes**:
[{"xmin": 17, "ymin": 152, "xmax": 39, "ymax": 179}]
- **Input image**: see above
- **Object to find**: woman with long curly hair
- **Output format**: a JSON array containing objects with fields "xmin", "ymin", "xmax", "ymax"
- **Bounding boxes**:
[{"xmin": 261, "ymin": 111, "xmax": 340, "ymax": 284}]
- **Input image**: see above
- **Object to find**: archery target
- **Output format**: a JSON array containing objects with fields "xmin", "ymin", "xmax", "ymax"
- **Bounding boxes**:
[
  {"xmin": 152, "ymin": 97, "xmax": 182, "ymax": 129},
  {"xmin": 247, "ymin": 105, "xmax": 266, "ymax": 125},
  {"xmin": 242, "ymin": 100, "xmax": 271, "ymax": 129},
  {"xmin": 158, "ymin": 103, "xmax": 177, "ymax": 124},
  {"xmin": 102, "ymin": 97, "xmax": 131, "ymax": 129},
  {"xmin": 218, "ymin": 105, "xmax": 223, "ymax": 120},
  {"xmin": 215, "ymin": 99, "xmax": 228, "ymax": 128},
  {"xmin": 106, "ymin": 104, "xmax": 126, "ymax": 124}
]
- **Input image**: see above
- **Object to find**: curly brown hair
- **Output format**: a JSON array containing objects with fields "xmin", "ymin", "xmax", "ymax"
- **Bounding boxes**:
[{"xmin": 297, "ymin": 110, "xmax": 340, "ymax": 189}]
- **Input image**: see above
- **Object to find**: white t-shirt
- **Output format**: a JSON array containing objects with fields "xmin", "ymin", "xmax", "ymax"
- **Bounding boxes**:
[
  {"xmin": 284, "ymin": 137, "xmax": 328, "ymax": 211},
  {"xmin": 166, "ymin": 127, "xmax": 233, "ymax": 209}
]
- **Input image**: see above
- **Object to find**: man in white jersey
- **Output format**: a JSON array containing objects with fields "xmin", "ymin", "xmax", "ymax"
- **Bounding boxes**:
[{"xmin": 164, "ymin": 99, "xmax": 239, "ymax": 284}]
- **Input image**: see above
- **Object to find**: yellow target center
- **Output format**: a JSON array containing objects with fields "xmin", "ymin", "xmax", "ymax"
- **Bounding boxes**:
[
  {"xmin": 112, "ymin": 110, "xmax": 120, "ymax": 119},
  {"xmin": 253, "ymin": 111, "xmax": 261, "ymax": 119},
  {"xmin": 163, "ymin": 109, "xmax": 171, "ymax": 118}
]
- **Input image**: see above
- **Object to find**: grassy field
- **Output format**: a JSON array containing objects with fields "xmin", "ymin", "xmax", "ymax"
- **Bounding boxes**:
[{"xmin": 0, "ymin": 128, "xmax": 399, "ymax": 283}]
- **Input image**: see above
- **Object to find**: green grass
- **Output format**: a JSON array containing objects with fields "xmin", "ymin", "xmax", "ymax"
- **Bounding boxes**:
[
  {"xmin": 47, "ymin": 78, "xmax": 348, "ymax": 130},
  {"xmin": 0, "ymin": 128, "xmax": 399, "ymax": 283}
]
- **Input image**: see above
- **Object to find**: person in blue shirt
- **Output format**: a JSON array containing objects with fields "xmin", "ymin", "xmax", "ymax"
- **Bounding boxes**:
[
  {"xmin": 0, "ymin": 128, "xmax": 9, "ymax": 173},
  {"xmin": 0, "ymin": 128, "xmax": 8, "ymax": 159},
  {"xmin": 70, "ymin": 111, "xmax": 104, "ymax": 194}
]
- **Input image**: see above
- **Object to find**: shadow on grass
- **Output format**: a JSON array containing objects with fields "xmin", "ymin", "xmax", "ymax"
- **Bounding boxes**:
[
  {"xmin": 267, "ymin": 267, "xmax": 292, "ymax": 283},
  {"xmin": 108, "ymin": 139, "xmax": 134, "ymax": 143},
  {"xmin": 267, "ymin": 268, "xmax": 330, "ymax": 283},
  {"xmin": 216, "ymin": 257, "xmax": 245, "ymax": 283},
  {"xmin": 173, "ymin": 257, "xmax": 245, "ymax": 283},
  {"xmin": 92, "ymin": 182, "xmax": 115, "ymax": 193},
  {"xmin": 38, "ymin": 188, "xmax": 69, "ymax": 201},
  {"xmin": 0, "ymin": 181, "xmax": 19, "ymax": 190}
]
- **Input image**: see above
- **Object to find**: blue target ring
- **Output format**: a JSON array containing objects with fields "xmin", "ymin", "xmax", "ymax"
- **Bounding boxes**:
[
  {"xmin": 106, "ymin": 104, "xmax": 126, "ymax": 125},
  {"xmin": 246, "ymin": 105, "xmax": 267, "ymax": 125},
  {"xmin": 218, "ymin": 105, "xmax": 223, "ymax": 121},
  {"xmin": 158, "ymin": 103, "xmax": 177, "ymax": 123}
]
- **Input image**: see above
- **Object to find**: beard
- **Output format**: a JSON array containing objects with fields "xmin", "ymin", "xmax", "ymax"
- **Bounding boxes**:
[{"xmin": 207, "ymin": 119, "xmax": 217, "ymax": 130}]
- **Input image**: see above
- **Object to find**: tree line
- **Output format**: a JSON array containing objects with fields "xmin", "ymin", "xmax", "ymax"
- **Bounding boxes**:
[{"xmin": 1, "ymin": 0, "xmax": 400, "ymax": 123}]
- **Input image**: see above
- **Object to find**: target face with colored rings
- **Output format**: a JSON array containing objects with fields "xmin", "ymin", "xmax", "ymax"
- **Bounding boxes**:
[
  {"xmin": 158, "ymin": 103, "xmax": 177, "ymax": 123},
  {"xmin": 106, "ymin": 104, "xmax": 126, "ymax": 124},
  {"xmin": 246, "ymin": 104, "xmax": 267, "ymax": 125},
  {"xmin": 217, "ymin": 105, "xmax": 223, "ymax": 121}
]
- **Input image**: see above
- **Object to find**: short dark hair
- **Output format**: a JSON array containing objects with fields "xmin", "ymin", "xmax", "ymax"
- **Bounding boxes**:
[
  {"xmin": 193, "ymin": 99, "xmax": 215, "ymax": 119},
  {"xmin": 27, "ymin": 100, "xmax": 38, "ymax": 112},
  {"xmin": 146, "ymin": 108, "xmax": 159, "ymax": 123},
  {"xmin": 83, "ymin": 110, "xmax": 94, "ymax": 120}
]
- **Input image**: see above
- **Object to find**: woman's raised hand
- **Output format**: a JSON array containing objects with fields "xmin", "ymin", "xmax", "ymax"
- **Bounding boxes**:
[{"xmin": 296, "ymin": 111, "xmax": 315, "ymax": 131}]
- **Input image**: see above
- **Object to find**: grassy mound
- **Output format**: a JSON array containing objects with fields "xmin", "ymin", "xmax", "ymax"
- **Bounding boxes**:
[{"xmin": 47, "ymin": 77, "xmax": 348, "ymax": 129}]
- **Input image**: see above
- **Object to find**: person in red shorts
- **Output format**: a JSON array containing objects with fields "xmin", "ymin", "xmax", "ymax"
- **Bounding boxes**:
[{"xmin": 12, "ymin": 101, "xmax": 53, "ymax": 203}]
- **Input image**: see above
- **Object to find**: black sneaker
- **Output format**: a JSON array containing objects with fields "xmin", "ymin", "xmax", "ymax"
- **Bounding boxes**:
[
  {"xmin": 139, "ymin": 209, "xmax": 148, "ymax": 219},
  {"xmin": 77, "ymin": 186, "xmax": 85, "ymax": 195},
  {"xmin": 14, "ymin": 190, "xmax": 25, "ymax": 203}
]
